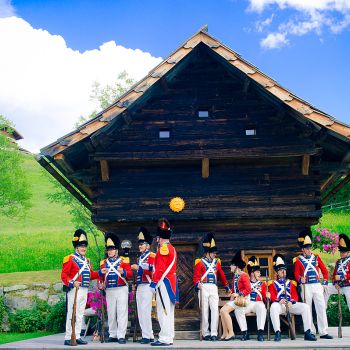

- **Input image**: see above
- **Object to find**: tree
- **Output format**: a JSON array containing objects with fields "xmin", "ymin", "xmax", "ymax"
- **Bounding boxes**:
[
  {"xmin": 47, "ymin": 72, "xmax": 135, "ymax": 259},
  {"xmin": 0, "ymin": 115, "xmax": 31, "ymax": 217}
]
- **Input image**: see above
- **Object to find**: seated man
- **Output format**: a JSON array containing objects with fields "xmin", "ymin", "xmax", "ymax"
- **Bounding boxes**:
[
  {"xmin": 234, "ymin": 256, "xmax": 267, "ymax": 341},
  {"xmin": 269, "ymin": 254, "xmax": 316, "ymax": 342}
]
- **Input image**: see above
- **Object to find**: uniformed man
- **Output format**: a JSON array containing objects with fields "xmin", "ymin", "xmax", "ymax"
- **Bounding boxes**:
[
  {"xmin": 219, "ymin": 250, "xmax": 251, "ymax": 341},
  {"xmin": 269, "ymin": 254, "xmax": 316, "ymax": 342},
  {"xmin": 332, "ymin": 233, "xmax": 350, "ymax": 309},
  {"xmin": 61, "ymin": 229, "xmax": 99, "ymax": 346},
  {"xmin": 149, "ymin": 218, "xmax": 178, "ymax": 346},
  {"xmin": 294, "ymin": 228, "xmax": 332, "ymax": 339},
  {"xmin": 99, "ymin": 232, "xmax": 133, "ymax": 344},
  {"xmin": 131, "ymin": 227, "xmax": 156, "ymax": 344},
  {"xmin": 193, "ymin": 233, "xmax": 230, "ymax": 341},
  {"xmin": 235, "ymin": 256, "xmax": 267, "ymax": 341}
]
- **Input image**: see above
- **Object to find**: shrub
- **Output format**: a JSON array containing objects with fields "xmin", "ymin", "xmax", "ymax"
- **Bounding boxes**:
[
  {"xmin": 327, "ymin": 294, "xmax": 350, "ymax": 327},
  {"xmin": 0, "ymin": 295, "xmax": 6, "ymax": 331},
  {"xmin": 45, "ymin": 296, "xmax": 66, "ymax": 333}
]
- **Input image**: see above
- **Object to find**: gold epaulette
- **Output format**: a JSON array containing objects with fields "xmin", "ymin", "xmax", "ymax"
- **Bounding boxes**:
[
  {"xmin": 63, "ymin": 255, "xmax": 71, "ymax": 264},
  {"xmin": 100, "ymin": 259, "xmax": 106, "ymax": 267},
  {"xmin": 122, "ymin": 257, "xmax": 130, "ymax": 263},
  {"xmin": 293, "ymin": 257, "xmax": 298, "ymax": 264},
  {"xmin": 149, "ymin": 252, "xmax": 156, "ymax": 258},
  {"xmin": 160, "ymin": 244, "xmax": 169, "ymax": 256},
  {"xmin": 268, "ymin": 280, "xmax": 274, "ymax": 286},
  {"xmin": 292, "ymin": 280, "xmax": 297, "ymax": 286},
  {"xmin": 195, "ymin": 258, "xmax": 201, "ymax": 266},
  {"xmin": 217, "ymin": 258, "xmax": 221, "ymax": 264}
]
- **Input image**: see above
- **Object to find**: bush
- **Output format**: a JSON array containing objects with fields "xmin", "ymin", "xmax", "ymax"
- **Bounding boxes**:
[
  {"xmin": 327, "ymin": 294, "xmax": 350, "ymax": 327},
  {"xmin": 45, "ymin": 296, "xmax": 66, "ymax": 333},
  {"xmin": 9, "ymin": 298, "xmax": 49, "ymax": 333}
]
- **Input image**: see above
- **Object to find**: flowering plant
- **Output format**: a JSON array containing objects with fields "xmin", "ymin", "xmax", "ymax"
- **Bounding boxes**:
[
  {"xmin": 313, "ymin": 228, "xmax": 339, "ymax": 254},
  {"xmin": 87, "ymin": 289, "xmax": 106, "ymax": 319}
]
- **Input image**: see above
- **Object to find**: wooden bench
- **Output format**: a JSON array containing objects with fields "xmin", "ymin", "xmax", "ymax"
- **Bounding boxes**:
[{"xmin": 217, "ymin": 289, "xmax": 295, "ymax": 338}]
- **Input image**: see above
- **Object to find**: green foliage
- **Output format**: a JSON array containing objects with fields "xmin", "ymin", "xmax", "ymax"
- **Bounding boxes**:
[
  {"xmin": 0, "ymin": 115, "xmax": 31, "ymax": 217},
  {"xmin": 0, "ymin": 331, "xmax": 54, "ymax": 345},
  {"xmin": 45, "ymin": 295, "xmax": 66, "ymax": 333},
  {"xmin": 9, "ymin": 298, "xmax": 49, "ymax": 333},
  {"xmin": 327, "ymin": 293, "xmax": 350, "ymax": 327},
  {"xmin": 0, "ymin": 295, "xmax": 6, "ymax": 331}
]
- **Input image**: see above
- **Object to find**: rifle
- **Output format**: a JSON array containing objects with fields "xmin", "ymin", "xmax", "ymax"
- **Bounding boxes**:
[
  {"xmin": 70, "ymin": 286, "xmax": 79, "ymax": 346},
  {"xmin": 199, "ymin": 270, "xmax": 203, "ymax": 341},
  {"xmin": 99, "ymin": 280, "xmax": 105, "ymax": 343},
  {"xmin": 132, "ymin": 277, "xmax": 138, "ymax": 342},
  {"xmin": 283, "ymin": 278, "xmax": 296, "ymax": 340},
  {"xmin": 338, "ymin": 286, "xmax": 343, "ymax": 338},
  {"xmin": 265, "ymin": 270, "xmax": 270, "ymax": 341}
]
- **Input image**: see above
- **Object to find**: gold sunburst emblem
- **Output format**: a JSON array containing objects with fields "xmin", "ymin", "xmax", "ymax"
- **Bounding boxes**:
[{"xmin": 169, "ymin": 197, "xmax": 185, "ymax": 213}]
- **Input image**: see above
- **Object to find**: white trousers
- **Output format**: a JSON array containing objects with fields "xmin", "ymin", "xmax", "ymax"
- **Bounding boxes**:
[
  {"xmin": 156, "ymin": 282, "xmax": 175, "ymax": 344},
  {"xmin": 136, "ymin": 284, "xmax": 154, "ymax": 339},
  {"xmin": 106, "ymin": 286, "xmax": 129, "ymax": 339},
  {"xmin": 65, "ymin": 287, "xmax": 88, "ymax": 340},
  {"xmin": 235, "ymin": 301, "xmax": 267, "ymax": 331},
  {"xmin": 324, "ymin": 284, "xmax": 350, "ymax": 311},
  {"xmin": 270, "ymin": 301, "xmax": 311, "ymax": 332},
  {"xmin": 302, "ymin": 283, "xmax": 328, "ymax": 335},
  {"xmin": 199, "ymin": 284, "xmax": 219, "ymax": 337}
]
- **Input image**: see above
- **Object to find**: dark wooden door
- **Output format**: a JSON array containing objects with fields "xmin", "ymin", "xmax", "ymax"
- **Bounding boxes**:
[{"xmin": 174, "ymin": 244, "xmax": 197, "ymax": 310}]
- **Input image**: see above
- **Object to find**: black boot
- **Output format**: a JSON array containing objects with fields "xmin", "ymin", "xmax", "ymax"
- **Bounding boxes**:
[
  {"xmin": 240, "ymin": 330, "xmax": 250, "ymax": 341},
  {"xmin": 274, "ymin": 331, "xmax": 281, "ymax": 342},
  {"xmin": 257, "ymin": 329, "xmax": 264, "ymax": 342},
  {"xmin": 304, "ymin": 329, "xmax": 317, "ymax": 341},
  {"xmin": 320, "ymin": 334, "xmax": 333, "ymax": 339}
]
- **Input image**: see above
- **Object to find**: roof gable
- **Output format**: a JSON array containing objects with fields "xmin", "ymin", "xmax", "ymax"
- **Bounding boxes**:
[{"xmin": 40, "ymin": 27, "xmax": 350, "ymax": 158}]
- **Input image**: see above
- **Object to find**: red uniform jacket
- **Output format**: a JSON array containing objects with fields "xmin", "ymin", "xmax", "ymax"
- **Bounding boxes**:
[
  {"xmin": 99, "ymin": 256, "xmax": 132, "ymax": 288},
  {"xmin": 61, "ymin": 253, "xmax": 99, "ymax": 289},
  {"xmin": 294, "ymin": 254, "xmax": 329, "ymax": 285},
  {"xmin": 150, "ymin": 242, "xmax": 178, "ymax": 304},
  {"xmin": 231, "ymin": 272, "xmax": 251, "ymax": 296},
  {"xmin": 136, "ymin": 250, "xmax": 156, "ymax": 285},
  {"xmin": 193, "ymin": 258, "xmax": 229, "ymax": 290},
  {"xmin": 332, "ymin": 257, "xmax": 350, "ymax": 287},
  {"xmin": 268, "ymin": 279, "xmax": 298, "ymax": 304},
  {"xmin": 250, "ymin": 280, "xmax": 267, "ymax": 302}
]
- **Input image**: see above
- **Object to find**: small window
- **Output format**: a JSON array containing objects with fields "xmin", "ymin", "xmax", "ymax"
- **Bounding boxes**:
[
  {"xmin": 198, "ymin": 110, "xmax": 209, "ymax": 118},
  {"xmin": 159, "ymin": 129, "xmax": 170, "ymax": 139},
  {"xmin": 245, "ymin": 128, "xmax": 256, "ymax": 136}
]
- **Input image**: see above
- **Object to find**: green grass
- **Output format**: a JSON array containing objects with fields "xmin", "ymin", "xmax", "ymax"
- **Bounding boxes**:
[
  {"xmin": 0, "ymin": 331, "xmax": 54, "ymax": 344},
  {"xmin": 0, "ymin": 270, "xmax": 61, "ymax": 287}
]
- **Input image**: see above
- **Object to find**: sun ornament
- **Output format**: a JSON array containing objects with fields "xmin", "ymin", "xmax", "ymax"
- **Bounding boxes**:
[{"xmin": 169, "ymin": 197, "xmax": 185, "ymax": 213}]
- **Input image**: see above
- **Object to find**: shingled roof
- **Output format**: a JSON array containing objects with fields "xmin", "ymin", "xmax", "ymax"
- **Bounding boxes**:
[{"xmin": 40, "ymin": 27, "xmax": 350, "ymax": 158}]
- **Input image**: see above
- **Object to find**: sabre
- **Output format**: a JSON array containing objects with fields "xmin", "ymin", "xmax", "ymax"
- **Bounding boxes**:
[{"xmin": 157, "ymin": 287, "xmax": 168, "ymax": 316}]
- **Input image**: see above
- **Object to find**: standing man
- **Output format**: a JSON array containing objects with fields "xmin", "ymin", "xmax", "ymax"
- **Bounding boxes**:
[
  {"xmin": 269, "ymin": 254, "xmax": 316, "ymax": 342},
  {"xmin": 332, "ymin": 233, "xmax": 350, "ymax": 309},
  {"xmin": 99, "ymin": 232, "xmax": 133, "ymax": 344},
  {"xmin": 150, "ymin": 218, "xmax": 178, "ymax": 346},
  {"xmin": 193, "ymin": 233, "xmax": 230, "ymax": 341},
  {"xmin": 131, "ymin": 227, "xmax": 156, "ymax": 344},
  {"xmin": 219, "ymin": 250, "xmax": 251, "ymax": 341},
  {"xmin": 294, "ymin": 228, "xmax": 332, "ymax": 339},
  {"xmin": 61, "ymin": 229, "xmax": 100, "ymax": 346},
  {"xmin": 235, "ymin": 256, "xmax": 267, "ymax": 341}
]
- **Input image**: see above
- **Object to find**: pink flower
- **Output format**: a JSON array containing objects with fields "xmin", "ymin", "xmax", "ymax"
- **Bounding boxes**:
[{"xmin": 316, "ymin": 236, "xmax": 321, "ymax": 242}]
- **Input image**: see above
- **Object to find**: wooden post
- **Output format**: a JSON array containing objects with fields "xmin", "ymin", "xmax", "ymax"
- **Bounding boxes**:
[
  {"xmin": 100, "ymin": 160, "xmax": 109, "ymax": 181},
  {"xmin": 302, "ymin": 155, "xmax": 310, "ymax": 176},
  {"xmin": 54, "ymin": 153, "xmax": 74, "ymax": 174},
  {"xmin": 202, "ymin": 158, "xmax": 209, "ymax": 178}
]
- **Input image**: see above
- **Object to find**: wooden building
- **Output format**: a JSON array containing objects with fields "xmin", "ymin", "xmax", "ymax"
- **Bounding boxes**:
[{"xmin": 39, "ymin": 28, "xmax": 350, "ymax": 322}]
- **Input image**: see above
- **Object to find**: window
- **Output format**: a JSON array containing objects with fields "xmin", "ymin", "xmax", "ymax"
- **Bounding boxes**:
[
  {"xmin": 245, "ymin": 128, "xmax": 256, "ymax": 136},
  {"xmin": 242, "ymin": 249, "xmax": 276, "ymax": 280},
  {"xmin": 159, "ymin": 129, "xmax": 170, "ymax": 139},
  {"xmin": 198, "ymin": 110, "xmax": 209, "ymax": 118}
]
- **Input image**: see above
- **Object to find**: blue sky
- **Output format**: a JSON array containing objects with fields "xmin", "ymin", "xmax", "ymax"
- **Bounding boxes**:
[{"xmin": 1, "ymin": 0, "xmax": 350, "ymax": 151}]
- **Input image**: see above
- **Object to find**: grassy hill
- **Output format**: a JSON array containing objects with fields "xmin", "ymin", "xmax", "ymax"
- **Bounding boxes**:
[{"xmin": 0, "ymin": 154, "xmax": 103, "ymax": 273}]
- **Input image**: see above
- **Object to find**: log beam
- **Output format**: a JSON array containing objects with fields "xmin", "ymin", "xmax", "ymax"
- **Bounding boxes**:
[
  {"xmin": 302, "ymin": 155, "xmax": 310, "ymax": 176},
  {"xmin": 100, "ymin": 160, "xmax": 109, "ymax": 182},
  {"xmin": 202, "ymin": 158, "xmax": 209, "ymax": 178}
]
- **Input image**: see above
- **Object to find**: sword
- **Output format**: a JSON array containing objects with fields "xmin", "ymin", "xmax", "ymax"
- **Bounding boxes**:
[{"xmin": 157, "ymin": 287, "xmax": 168, "ymax": 316}]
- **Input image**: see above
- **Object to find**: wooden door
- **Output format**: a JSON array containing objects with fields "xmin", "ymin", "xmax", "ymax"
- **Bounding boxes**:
[
  {"xmin": 242, "ymin": 249, "xmax": 276, "ymax": 280},
  {"xmin": 173, "ymin": 243, "xmax": 197, "ymax": 310}
]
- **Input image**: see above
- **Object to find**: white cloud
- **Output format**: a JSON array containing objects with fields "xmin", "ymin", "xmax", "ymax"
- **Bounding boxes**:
[
  {"xmin": 0, "ymin": 0, "xmax": 15, "ymax": 17},
  {"xmin": 256, "ymin": 14, "xmax": 274, "ymax": 32},
  {"xmin": 247, "ymin": 0, "xmax": 350, "ymax": 48},
  {"xmin": 261, "ymin": 32, "xmax": 288, "ymax": 48},
  {"xmin": 0, "ymin": 17, "xmax": 162, "ymax": 152}
]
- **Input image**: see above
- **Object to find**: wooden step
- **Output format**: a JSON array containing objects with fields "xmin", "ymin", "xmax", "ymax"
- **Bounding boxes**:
[{"xmin": 175, "ymin": 330, "xmax": 200, "ymax": 340}]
